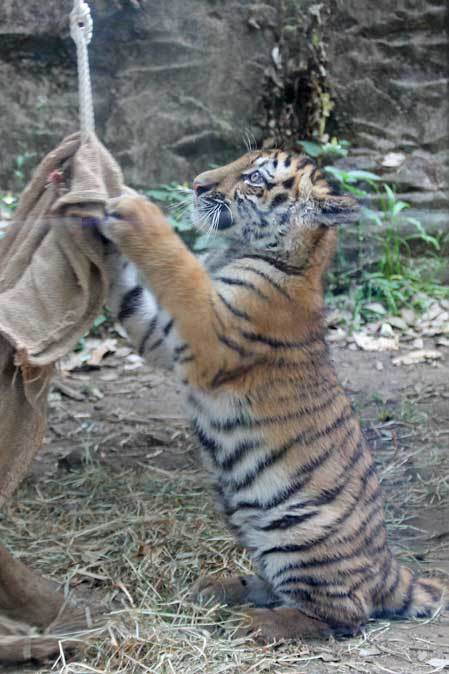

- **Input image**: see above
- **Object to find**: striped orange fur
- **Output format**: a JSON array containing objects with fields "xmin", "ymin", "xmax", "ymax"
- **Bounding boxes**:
[{"xmin": 101, "ymin": 150, "xmax": 447, "ymax": 643}]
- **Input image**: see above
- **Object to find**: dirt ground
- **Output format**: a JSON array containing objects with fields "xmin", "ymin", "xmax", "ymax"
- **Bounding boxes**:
[{"xmin": 1, "ymin": 337, "xmax": 449, "ymax": 674}]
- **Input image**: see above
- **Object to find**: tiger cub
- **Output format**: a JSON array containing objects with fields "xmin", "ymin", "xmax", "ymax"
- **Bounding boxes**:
[{"xmin": 101, "ymin": 151, "xmax": 447, "ymax": 642}]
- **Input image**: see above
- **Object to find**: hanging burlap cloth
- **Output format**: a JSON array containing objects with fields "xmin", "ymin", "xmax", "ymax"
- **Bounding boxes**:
[{"xmin": 0, "ymin": 132, "xmax": 125, "ymax": 662}]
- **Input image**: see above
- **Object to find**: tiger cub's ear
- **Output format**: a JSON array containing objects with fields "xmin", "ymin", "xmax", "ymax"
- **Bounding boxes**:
[{"xmin": 314, "ymin": 193, "xmax": 360, "ymax": 227}]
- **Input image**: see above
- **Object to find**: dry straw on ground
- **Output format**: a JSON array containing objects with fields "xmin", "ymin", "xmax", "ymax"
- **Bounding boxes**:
[{"xmin": 1, "ymin": 406, "xmax": 449, "ymax": 674}]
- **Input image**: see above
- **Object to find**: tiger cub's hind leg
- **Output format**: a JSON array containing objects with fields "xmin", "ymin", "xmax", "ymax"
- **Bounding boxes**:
[{"xmin": 192, "ymin": 575, "xmax": 279, "ymax": 608}]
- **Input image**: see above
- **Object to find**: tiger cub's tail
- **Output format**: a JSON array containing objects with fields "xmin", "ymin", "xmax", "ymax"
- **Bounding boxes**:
[{"xmin": 376, "ymin": 558, "xmax": 448, "ymax": 619}]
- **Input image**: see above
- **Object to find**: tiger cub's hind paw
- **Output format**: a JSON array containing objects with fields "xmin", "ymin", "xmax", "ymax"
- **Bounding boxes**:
[
  {"xmin": 191, "ymin": 574, "xmax": 278, "ymax": 608},
  {"xmin": 237, "ymin": 607, "xmax": 333, "ymax": 644}
]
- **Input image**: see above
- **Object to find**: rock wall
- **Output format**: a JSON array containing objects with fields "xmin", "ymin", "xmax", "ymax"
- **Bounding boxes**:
[
  {"xmin": 0, "ymin": 0, "xmax": 447, "ymax": 219},
  {"xmin": 0, "ymin": 0, "xmax": 278, "ymax": 189},
  {"xmin": 327, "ymin": 0, "xmax": 449, "ymax": 219}
]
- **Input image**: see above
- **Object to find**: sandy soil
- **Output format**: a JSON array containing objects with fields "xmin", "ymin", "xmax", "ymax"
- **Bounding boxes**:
[{"xmin": 2, "ymin": 339, "xmax": 449, "ymax": 674}]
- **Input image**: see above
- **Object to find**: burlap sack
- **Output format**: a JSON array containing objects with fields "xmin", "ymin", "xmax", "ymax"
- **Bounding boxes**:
[
  {"xmin": 0, "ymin": 132, "xmax": 126, "ymax": 661},
  {"xmin": 0, "ymin": 131, "xmax": 125, "ymax": 504}
]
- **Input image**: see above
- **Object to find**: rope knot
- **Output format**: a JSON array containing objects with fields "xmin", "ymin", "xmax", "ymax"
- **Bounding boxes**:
[{"xmin": 70, "ymin": 0, "xmax": 93, "ymax": 46}]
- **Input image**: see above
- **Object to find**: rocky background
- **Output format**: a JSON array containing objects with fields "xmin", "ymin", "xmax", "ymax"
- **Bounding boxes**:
[{"xmin": 0, "ymin": 0, "xmax": 447, "ymax": 222}]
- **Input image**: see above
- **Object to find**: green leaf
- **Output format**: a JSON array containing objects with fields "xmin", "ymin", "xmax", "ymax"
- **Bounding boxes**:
[
  {"xmin": 392, "ymin": 200, "xmax": 409, "ymax": 217},
  {"xmin": 2, "ymin": 193, "xmax": 15, "ymax": 206},
  {"xmin": 298, "ymin": 140, "xmax": 323, "ymax": 158},
  {"xmin": 406, "ymin": 218, "xmax": 440, "ymax": 250},
  {"xmin": 345, "ymin": 170, "xmax": 381, "ymax": 183}
]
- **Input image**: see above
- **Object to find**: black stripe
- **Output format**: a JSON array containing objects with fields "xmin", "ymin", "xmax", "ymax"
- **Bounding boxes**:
[
  {"xmin": 265, "ymin": 518, "xmax": 385, "ymax": 572},
  {"xmin": 235, "ymin": 265, "xmax": 291, "ymax": 300},
  {"xmin": 271, "ymin": 354, "xmax": 330, "ymax": 372},
  {"xmin": 217, "ymin": 386, "xmax": 340, "ymax": 434},
  {"xmin": 148, "ymin": 337, "xmax": 164, "ymax": 352},
  {"xmin": 216, "ymin": 276, "xmax": 269, "ymax": 300},
  {"xmin": 284, "ymin": 156, "xmax": 292, "ymax": 167},
  {"xmin": 189, "ymin": 373, "xmax": 334, "ymax": 425},
  {"xmin": 255, "ymin": 442, "xmax": 369, "ymax": 529},
  {"xmin": 163, "ymin": 318, "xmax": 174, "ymax": 335},
  {"xmin": 179, "ymin": 355, "xmax": 195, "ymax": 364},
  {"xmin": 232, "ymin": 421, "xmax": 359, "ymax": 511},
  {"xmin": 267, "ymin": 475, "xmax": 382, "ymax": 571},
  {"xmin": 189, "ymin": 383, "xmax": 339, "ymax": 434},
  {"xmin": 271, "ymin": 193, "xmax": 289, "ymax": 208},
  {"xmin": 258, "ymin": 510, "xmax": 319, "ymax": 531},
  {"xmin": 217, "ymin": 292, "xmax": 251, "ymax": 321},
  {"xmin": 279, "ymin": 587, "xmax": 313, "ymax": 601},
  {"xmin": 139, "ymin": 314, "xmax": 158, "ymax": 355},
  {"xmin": 229, "ymin": 409, "xmax": 355, "ymax": 492},
  {"xmin": 217, "ymin": 334, "xmax": 255, "ymax": 358},
  {"xmin": 282, "ymin": 177, "xmax": 295, "ymax": 189},
  {"xmin": 417, "ymin": 580, "xmax": 442, "ymax": 604},
  {"xmin": 304, "ymin": 442, "xmax": 367, "ymax": 509},
  {"xmin": 379, "ymin": 558, "xmax": 400, "ymax": 600},
  {"xmin": 174, "ymin": 343, "xmax": 188, "ymax": 355},
  {"xmin": 118, "ymin": 285, "xmax": 143, "ymax": 322},
  {"xmin": 297, "ymin": 157, "xmax": 313, "ymax": 170},
  {"xmin": 240, "ymin": 331, "xmax": 324, "ymax": 350},
  {"xmin": 243, "ymin": 254, "xmax": 303, "ymax": 276},
  {"xmin": 397, "ymin": 578, "xmax": 414, "ymax": 617},
  {"xmin": 277, "ymin": 575, "xmax": 343, "ymax": 589},
  {"xmin": 278, "ymin": 562, "xmax": 378, "ymax": 592},
  {"xmin": 193, "ymin": 420, "xmax": 219, "ymax": 464},
  {"xmin": 310, "ymin": 167, "xmax": 319, "ymax": 183},
  {"xmin": 219, "ymin": 439, "xmax": 261, "ymax": 471}
]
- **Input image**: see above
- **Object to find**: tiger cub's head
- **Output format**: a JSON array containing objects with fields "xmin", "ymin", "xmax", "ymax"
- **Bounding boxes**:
[{"xmin": 192, "ymin": 150, "xmax": 358, "ymax": 254}]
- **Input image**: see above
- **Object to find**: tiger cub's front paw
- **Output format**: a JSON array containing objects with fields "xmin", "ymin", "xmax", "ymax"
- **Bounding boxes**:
[{"xmin": 102, "ymin": 195, "xmax": 166, "ymax": 261}]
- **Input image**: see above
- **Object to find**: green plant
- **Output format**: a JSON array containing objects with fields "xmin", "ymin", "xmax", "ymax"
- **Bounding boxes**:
[
  {"xmin": 13, "ymin": 152, "xmax": 36, "ymax": 189},
  {"xmin": 0, "ymin": 192, "xmax": 17, "ymax": 239},
  {"xmin": 298, "ymin": 138, "xmax": 350, "ymax": 160},
  {"xmin": 75, "ymin": 313, "xmax": 110, "ymax": 353},
  {"xmin": 300, "ymin": 140, "xmax": 447, "ymax": 323}
]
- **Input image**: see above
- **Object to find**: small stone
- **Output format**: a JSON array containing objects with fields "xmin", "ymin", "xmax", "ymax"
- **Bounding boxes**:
[
  {"xmin": 422, "ymin": 303, "xmax": 443, "ymax": 322},
  {"xmin": 327, "ymin": 327, "xmax": 347, "ymax": 342},
  {"xmin": 392, "ymin": 349, "xmax": 442, "ymax": 366},
  {"xmin": 376, "ymin": 361, "xmax": 384, "ymax": 371},
  {"xmin": 410, "ymin": 337, "xmax": 424, "ymax": 349},
  {"xmin": 353, "ymin": 332, "xmax": 399, "ymax": 352},
  {"xmin": 400, "ymin": 308, "xmax": 416, "ymax": 326},
  {"xmin": 388, "ymin": 316, "xmax": 408, "ymax": 331},
  {"xmin": 434, "ymin": 311, "xmax": 449, "ymax": 324},
  {"xmin": 437, "ymin": 337, "xmax": 449, "ymax": 347},
  {"xmin": 364, "ymin": 302, "xmax": 386, "ymax": 316},
  {"xmin": 349, "ymin": 343, "xmax": 359, "ymax": 351},
  {"xmin": 380, "ymin": 323, "xmax": 394, "ymax": 338}
]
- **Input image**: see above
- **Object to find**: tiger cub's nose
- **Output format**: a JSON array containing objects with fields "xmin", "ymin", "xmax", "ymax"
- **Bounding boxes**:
[{"xmin": 193, "ymin": 177, "xmax": 216, "ymax": 197}]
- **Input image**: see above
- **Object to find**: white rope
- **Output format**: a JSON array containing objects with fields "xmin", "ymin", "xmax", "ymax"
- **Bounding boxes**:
[{"xmin": 70, "ymin": 0, "xmax": 95, "ymax": 142}]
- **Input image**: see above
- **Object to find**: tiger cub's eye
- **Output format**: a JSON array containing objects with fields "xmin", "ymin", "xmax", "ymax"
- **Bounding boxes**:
[{"xmin": 246, "ymin": 170, "xmax": 263, "ymax": 185}]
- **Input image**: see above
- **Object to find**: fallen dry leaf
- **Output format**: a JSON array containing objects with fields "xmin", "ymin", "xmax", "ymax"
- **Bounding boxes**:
[
  {"xmin": 426, "ymin": 659, "xmax": 449, "ymax": 670},
  {"xmin": 61, "ymin": 338, "xmax": 117, "ymax": 371},
  {"xmin": 392, "ymin": 350, "xmax": 442, "ymax": 366},
  {"xmin": 353, "ymin": 332, "xmax": 399, "ymax": 352},
  {"xmin": 381, "ymin": 151, "xmax": 406, "ymax": 168},
  {"xmin": 87, "ymin": 338, "xmax": 117, "ymax": 366}
]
